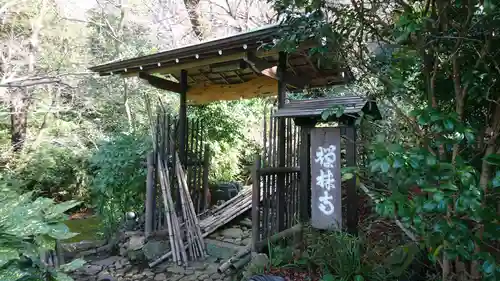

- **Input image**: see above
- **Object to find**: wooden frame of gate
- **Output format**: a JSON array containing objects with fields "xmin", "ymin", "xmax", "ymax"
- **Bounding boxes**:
[
  {"xmin": 89, "ymin": 24, "xmax": 355, "ymax": 240},
  {"xmin": 251, "ymin": 96, "xmax": 381, "ymax": 251}
]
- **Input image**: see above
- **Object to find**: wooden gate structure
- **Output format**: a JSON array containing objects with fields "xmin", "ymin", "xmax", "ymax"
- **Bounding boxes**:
[
  {"xmin": 251, "ymin": 97, "xmax": 381, "ymax": 249},
  {"xmin": 252, "ymin": 108, "xmax": 302, "ymax": 242},
  {"xmin": 88, "ymin": 24, "xmax": 360, "ymax": 242}
]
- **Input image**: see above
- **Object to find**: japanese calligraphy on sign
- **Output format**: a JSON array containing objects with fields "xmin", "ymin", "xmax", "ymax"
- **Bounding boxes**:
[{"xmin": 310, "ymin": 128, "xmax": 342, "ymax": 230}]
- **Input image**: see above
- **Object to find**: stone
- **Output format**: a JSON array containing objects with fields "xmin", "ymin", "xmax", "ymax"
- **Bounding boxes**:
[
  {"xmin": 127, "ymin": 249, "xmax": 145, "ymax": 262},
  {"xmin": 241, "ymin": 238, "xmax": 251, "ymax": 246},
  {"xmin": 82, "ymin": 264, "xmax": 103, "ymax": 276},
  {"xmin": 198, "ymin": 274, "xmax": 209, "ymax": 280},
  {"xmin": 143, "ymin": 269, "xmax": 154, "ymax": 277},
  {"xmin": 180, "ymin": 275, "xmax": 198, "ymax": 281},
  {"xmin": 167, "ymin": 265, "xmax": 186, "ymax": 275},
  {"xmin": 119, "ymin": 247, "xmax": 127, "ymax": 256},
  {"xmin": 97, "ymin": 273, "xmax": 115, "ymax": 281},
  {"xmin": 221, "ymin": 228, "xmax": 243, "ymax": 239},
  {"xmin": 188, "ymin": 261, "xmax": 208, "ymax": 271},
  {"xmin": 210, "ymin": 273, "xmax": 221, "ymax": 280},
  {"xmin": 94, "ymin": 256, "xmax": 121, "ymax": 267},
  {"xmin": 170, "ymin": 275, "xmax": 184, "ymax": 281},
  {"xmin": 154, "ymin": 273, "xmax": 166, "ymax": 281},
  {"xmin": 204, "ymin": 264, "xmax": 218, "ymax": 275},
  {"xmin": 143, "ymin": 240, "xmax": 170, "ymax": 261},
  {"xmin": 115, "ymin": 262, "xmax": 123, "ymax": 270},
  {"xmin": 250, "ymin": 253, "xmax": 270, "ymax": 269},
  {"xmin": 127, "ymin": 235, "xmax": 145, "ymax": 251}
]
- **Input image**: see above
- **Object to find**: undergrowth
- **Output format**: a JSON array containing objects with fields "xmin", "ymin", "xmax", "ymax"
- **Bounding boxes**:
[{"xmin": 252, "ymin": 225, "xmax": 438, "ymax": 281}]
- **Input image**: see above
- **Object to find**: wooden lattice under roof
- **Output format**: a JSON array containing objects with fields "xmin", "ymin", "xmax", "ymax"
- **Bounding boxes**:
[{"xmin": 89, "ymin": 24, "xmax": 354, "ymax": 104}]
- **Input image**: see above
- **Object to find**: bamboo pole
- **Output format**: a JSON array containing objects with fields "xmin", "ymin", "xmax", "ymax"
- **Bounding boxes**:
[
  {"xmin": 175, "ymin": 151, "xmax": 206, "ymax": 254},
  {"xmin": 157, "ymin": 153, "xmax": 179, "ymax": 263},
  {"xmin": 176, "ymin": 163, "xmax": 195, "ymax": 260},
  {"xmin": 218, "ymin": 223, "xmax": 303, "ymax": 273}
]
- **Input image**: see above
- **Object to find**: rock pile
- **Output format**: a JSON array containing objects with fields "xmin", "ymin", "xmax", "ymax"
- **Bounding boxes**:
[
  {"xmin": 67, "ymin": 218, "xmax": 253, "ymax": 281},
  {"xmin": 70, "ymin": 256, "xmax": 232, "ymax": 281}
]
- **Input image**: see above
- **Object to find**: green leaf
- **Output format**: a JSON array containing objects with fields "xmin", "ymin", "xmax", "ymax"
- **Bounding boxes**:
[
  {"xmin": 423, "ymin": 201, "xmax": 437, "ymax": 212},
  {"xmin": 35, "ymin": 235, "xmax": 56, "ymax": 250},
  {"xmin": 483, "ymin": 260, "xmax": 495, "ymax": 275},
  {"xmin": 321, "ymin": 273, "xmax": 335, "ymax": 281},
  {"xmin": 48, "ymin": 223, "xmax": 78, "ymax": 240},
  {"xmin": 48, "ymin": 201, "xmax": 81, "ymax": 217},
  {"xmin": 484, "ymin": 154, "xmax": 500, "ymax": 166},
  {"xmin": 54, "ymin": 272, "xmax": 75, "ymax": 281},
  {"xmin": 60, "ymin": 259, "xmax": 86, "ymax": 273},
  {"xmin": 0, "ymin": 249, "xmax": 19, "ymax": 267},
  {"xmin": 342, "ymin": 173, "xmax": 354, "ymax": 181},
  {"xmin": 444, "ymin": 119, "xmax": 454, "ymax": 130},
  {"xmin": 354, "ymin": 275, "xmax": 365, "ymax": 281},
  {"xmin": 493, "ymin": 171, "xmax": 500, "ymax": 188},
  {"xmin": 0, "ymin": 266, "xmax": 29, "ymax": 281},
  {"xmin": 380, "ymin": 160, "xmax": 390, "ymax": 173}
]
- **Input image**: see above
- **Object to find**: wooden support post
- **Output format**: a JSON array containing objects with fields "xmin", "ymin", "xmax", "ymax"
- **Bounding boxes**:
[
  {"xmin": 202, "ymin": 144, "xmax": 211, "ymax": 211},
  {"xmin": 276, "ymin": 51, "xmax": 287, "ymax": 232},
  {"xmin": 251, "ymin": 154, "xmax": 261, "ymax": 252},
  {"xmin": 177, "ymin": 70, "xmax": 188, "ymax": 212},
  {"xmin": 179, "ymin": 70, "xmax": 188, "ymax": 165},
  {"xmin": 145, "ymin": 152, "xmax": 155, "ymax": 237},
  {"xmin": 346, "ymin": 122, "xmax": 358, "ymax": 235},
  {"xmin": 299, "ymin": 127, "xmax": 311, "ymax": 223}
]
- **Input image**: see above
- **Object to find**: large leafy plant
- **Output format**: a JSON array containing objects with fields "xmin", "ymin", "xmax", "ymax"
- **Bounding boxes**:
[
  {"xmin": 0, "ymin": 185, "xmax": 84, "ymax": 281},
  {"xmin": 368, "ymin": 108, "xmax": 499, "ymax": 280}
]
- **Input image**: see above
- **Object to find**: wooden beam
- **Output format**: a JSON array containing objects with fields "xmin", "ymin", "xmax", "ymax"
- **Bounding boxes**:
[
  {"xmin": 179, "ymin": 70, "xmax": 188, "ymax": 165},
  {"xmin": 139, "ymin": 72, "xmax": 183, "ymax": 93},
  {"xmin": 244, "ymin": 53, "xmax": 310, "ymax": 89},
  {"xmin": 187, "ymin": 75, "xmax": 277, "ymax": 104},
  {"xmin": 123, "ymin": 52, "xmax": 252, "ymax": 78},
  {"xmin": 276, "ymin": 51, "xmax": 286, "ymax": 232}
]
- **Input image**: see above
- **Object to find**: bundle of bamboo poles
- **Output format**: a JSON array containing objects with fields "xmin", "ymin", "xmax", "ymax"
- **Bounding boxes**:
[
  {"xmin": 151, "ymin": 185, "xmax": 258, "ymax": 268},
  {"xmin": 155, "ymin": 149, "xmax": 206, "ymax": 266}
]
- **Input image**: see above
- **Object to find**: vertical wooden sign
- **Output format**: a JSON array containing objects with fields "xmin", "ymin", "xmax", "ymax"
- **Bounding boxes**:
[{"xmin": 310, "ymin": 127, "xmax": 342, "ymax": 230}]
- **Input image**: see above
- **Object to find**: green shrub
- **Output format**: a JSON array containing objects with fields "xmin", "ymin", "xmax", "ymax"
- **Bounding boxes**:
[
  {"xmin": 0, "ymin": 184, "xmax": 84, "ymax": 281},
  {"xmin": 88, "ymin": 132, "xmax": 151, "ymax": 236},
  {"xmin": 8, "ymin": 145, "xmax": 90, "ymax": 205}
]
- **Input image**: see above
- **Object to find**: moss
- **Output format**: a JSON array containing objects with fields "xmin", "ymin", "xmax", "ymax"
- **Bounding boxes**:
[{"xmin": 64, "ymin": 216, "xmax": 103, "ymax": 243}]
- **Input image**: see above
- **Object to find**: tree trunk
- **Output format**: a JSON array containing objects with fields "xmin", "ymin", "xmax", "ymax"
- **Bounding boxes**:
[
  {"xmin": 10, "ymin": 92, "xmax": 28, "ymax": 152},
  {"xmin": 184, "ymin": 0, "xmax": 205, "ymax": 39}
]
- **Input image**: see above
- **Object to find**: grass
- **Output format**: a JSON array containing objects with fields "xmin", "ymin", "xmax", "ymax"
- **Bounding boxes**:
[{"xmin": 64, "ymin": 216, "xmax": 103, "ymax": 243}]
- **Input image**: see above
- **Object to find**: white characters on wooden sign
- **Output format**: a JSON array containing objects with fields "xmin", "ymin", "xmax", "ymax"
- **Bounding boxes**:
[{"xmin": 315, "ymin": 145, "xmax": 337, "ymax": 216}]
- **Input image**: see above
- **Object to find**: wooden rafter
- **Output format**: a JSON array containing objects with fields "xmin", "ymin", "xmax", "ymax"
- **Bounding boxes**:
[{"xmin": 139, "ymin": 72, "xmax": 183, "ymax": 93}]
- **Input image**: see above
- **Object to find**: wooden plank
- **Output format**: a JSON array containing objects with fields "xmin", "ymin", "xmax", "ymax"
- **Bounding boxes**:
[
  {"xmin": 310, "ymin": 127, "xmax": 342, "ymax": 230},
  {"xmin": 187, "ymin": 75, "xmax": 277, "ymax": 104},
  {"xmin": 202, "ymin": 144, "xmax": 210, "ymax": 211},
  {"xmin": 251, "ymin": 154, "xmax": 261, "ymax": 252},
  {"xmin": 299, "ymin": 127, "xmax": 310, "ymax": 222},
  {"xmin": 261, "ymin": 67, "xmax": 310, "ymax": 89},
  {"xmin": 139, "ymin": 72, "xmax": 183, "ymax": 93},
  {"xmin": 145, "ymin": 152, "xmax": 156, "ymax": 237},
  {"xmin": 345, "ymin": 124, "xmax": 358, "ymax": 235},
  {"xmin": 179, "ymin": 70, "xmax": 188, "ymax": 165},
  {"xmin": 276, "ymin": 52, "xmax": 287, "ymax": 232},
  {"xmin": 259, "ymin": 166, "xmax": 300, "ymax": 175}
]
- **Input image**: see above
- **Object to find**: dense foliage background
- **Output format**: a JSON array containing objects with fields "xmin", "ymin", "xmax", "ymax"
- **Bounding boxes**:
[{"xmin": 1, "ymin": 0, "xmax": 499, "ymax": 280}]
